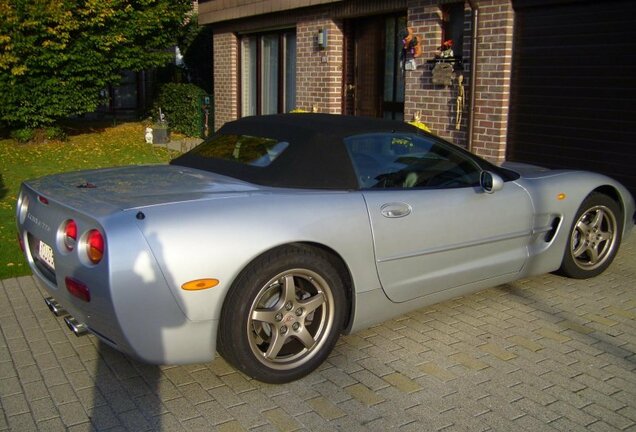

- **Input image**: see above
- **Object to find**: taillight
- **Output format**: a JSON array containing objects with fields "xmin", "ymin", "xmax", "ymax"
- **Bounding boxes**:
[
  {"xmin": 65, "ymin": 277, "xmax": 90, "ymax": 302},
  {"xmin": 86, "ymin": 230, "xmax": 104, "ymax": 264},
  {"xmin": 38, "ymin": 195, "xmax": 49, "ymax": 205},
  {"xmin": 63, "ymin": 220, "xmax": 77, "ymax": 251}
]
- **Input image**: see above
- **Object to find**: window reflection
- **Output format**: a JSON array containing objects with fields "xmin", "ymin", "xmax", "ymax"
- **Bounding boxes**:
[
  {"xmin": 190, "ymin": 134, "xmax": 289, "ymax": 167},
  {"xmin": 240, "ymin": 31, "xmax": 296, "ymax": 116},
  {"xmin": 241, "ymin": 38, "xmax": 257, "ymax": 116},
  {"xmin": 261, "ymin": 35, "xmax": 279, "ymax": 115},
  {"xmin": 345, "ymin": 133, "xmax": 481, "ymax": 189}
]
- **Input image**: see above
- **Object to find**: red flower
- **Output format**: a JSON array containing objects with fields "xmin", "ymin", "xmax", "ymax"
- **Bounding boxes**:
[{"xmin": 442, "ymin": 39, "xmax": 453, "ymax": 48}]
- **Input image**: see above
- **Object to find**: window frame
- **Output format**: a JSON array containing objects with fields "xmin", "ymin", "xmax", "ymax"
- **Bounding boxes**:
[
  {"xmin": 383, "ymin": 14, "xmax": 407, "ymax": 120},
  {"xmin": 441, "ymin": 2, "xmax": 465, "ymax": 58},
  {"xmin": 238, "ymin": 30, "xmax": 296, "ymax": 117}
]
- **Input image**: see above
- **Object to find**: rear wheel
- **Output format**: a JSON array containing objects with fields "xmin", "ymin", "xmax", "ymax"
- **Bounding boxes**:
[
  {"xmin": 218, "ymin": 246, "xmax": 346, "ymax": 383},
  {"xmin": 559, "ymin": 192, "xmax": 622, "ymax": 279}
]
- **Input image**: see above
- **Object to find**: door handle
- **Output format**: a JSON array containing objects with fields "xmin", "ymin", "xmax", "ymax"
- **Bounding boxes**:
[{"xmin": 381, "ymin": 202, "xmax": 412, "ymax": 218}]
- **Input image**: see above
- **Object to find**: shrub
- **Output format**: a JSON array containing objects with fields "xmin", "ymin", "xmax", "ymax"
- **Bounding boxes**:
[
  {"xmin": 153, "ymin": 83, "xmax": 208, "ymax": 137},
  {"xmin": 10, "ymin": 128, "xmax": 35, "ymax": 143},
  {"xmin": 44, "ymin": 126, "xmax": 66, "ymax": 141}
]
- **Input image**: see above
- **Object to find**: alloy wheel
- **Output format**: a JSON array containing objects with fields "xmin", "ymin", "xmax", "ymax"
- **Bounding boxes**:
[
  {"xmin": 246, "ymin": 268, "xmax": 335, "ymax": 370},
  {"xmin": 570, "ymin": 205, "xmax": 618, "ymax": 271}
]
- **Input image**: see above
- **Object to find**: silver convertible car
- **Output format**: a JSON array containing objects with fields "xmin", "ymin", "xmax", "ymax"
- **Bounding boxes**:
[{"xmin": 17, "ymin": 114, "xmax": 635, "ymax": 383}]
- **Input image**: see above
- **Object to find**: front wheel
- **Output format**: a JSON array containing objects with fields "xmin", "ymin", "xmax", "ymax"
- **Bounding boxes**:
[
  {"xmin": 217, "ymin": 246, "xmax": 347, "ymax": 383},
  {"xmin": 559, "ymin": 192, "xmax": 622, "ymax": 279}
]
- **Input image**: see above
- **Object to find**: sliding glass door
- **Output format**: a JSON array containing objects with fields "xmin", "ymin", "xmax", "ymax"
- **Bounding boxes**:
[{"xmin": 240, "ymin": 31, "xmax": 296, "ymax": 116}]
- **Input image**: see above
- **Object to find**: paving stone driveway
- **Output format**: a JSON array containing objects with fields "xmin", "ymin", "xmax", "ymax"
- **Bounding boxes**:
[{"xmin": 1, "ymin": 235, "xmax": 635, "ymax": 432}]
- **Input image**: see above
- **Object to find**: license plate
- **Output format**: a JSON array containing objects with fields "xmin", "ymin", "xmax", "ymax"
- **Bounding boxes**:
[{"xmin": 38, "ymin": 240, "xmax": 55, "ymax": 270}]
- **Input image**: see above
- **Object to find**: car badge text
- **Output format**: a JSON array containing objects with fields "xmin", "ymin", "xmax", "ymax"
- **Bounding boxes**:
[{"xmin": 27, "ymin": 213, "xmax": 51, "ymax": 232}]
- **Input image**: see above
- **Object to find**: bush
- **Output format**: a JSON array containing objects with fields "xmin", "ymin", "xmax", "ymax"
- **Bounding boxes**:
[
  {"xmin": 45, "ymin": 126, "xmax": 66, "ymax": 141},
  {"xmin": 153, "ymin": 83, "xmax": 208, "ymax": 137},
  {"xmin": 10, "ymin": 128, "xmax": 35, "ymax": 143}
]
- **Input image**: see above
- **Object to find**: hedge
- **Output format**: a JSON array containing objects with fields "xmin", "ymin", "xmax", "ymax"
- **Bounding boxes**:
[{"xmin": 153, "ymin": 83, "xmax": 208, "ymax": 137}]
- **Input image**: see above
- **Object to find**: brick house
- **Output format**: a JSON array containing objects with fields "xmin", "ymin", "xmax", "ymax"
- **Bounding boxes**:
[{"xmin": 199, "ymin": 0, "xmax": 636, "ymax": 195}]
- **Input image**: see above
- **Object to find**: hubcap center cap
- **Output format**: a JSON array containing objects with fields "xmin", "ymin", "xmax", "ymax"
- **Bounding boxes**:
[{"xmin": 283, "ymin": 313, "xmax": 296, "ymax": 325}]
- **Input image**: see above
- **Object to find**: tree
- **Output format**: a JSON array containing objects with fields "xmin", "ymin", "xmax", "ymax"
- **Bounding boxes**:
[
  {"xmin": 178, "ymin": 13, "xmax": 213, "ymax": 94},
  {"xmin": 0, "ymin": 0, "xmax": 192, "ymax": 129}
]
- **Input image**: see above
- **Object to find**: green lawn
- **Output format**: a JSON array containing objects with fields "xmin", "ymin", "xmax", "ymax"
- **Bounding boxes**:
[{"xmin": 0, "ymin": 122, "xmax": 178, "ymax": 279}]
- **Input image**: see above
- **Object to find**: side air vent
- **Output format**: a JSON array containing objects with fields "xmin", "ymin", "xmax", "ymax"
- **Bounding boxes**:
[{"xmin": 545, "ymin": 217, "xmax": 561, "ymax": 242}]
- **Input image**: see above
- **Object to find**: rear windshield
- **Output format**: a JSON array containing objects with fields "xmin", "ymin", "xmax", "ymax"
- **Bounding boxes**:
[{"xmin": 188, "ymin": 134, "xmax": 289, "ymax": 167}]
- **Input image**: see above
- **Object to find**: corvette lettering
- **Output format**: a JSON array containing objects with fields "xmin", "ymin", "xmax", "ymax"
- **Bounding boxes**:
[{"xmin": 27, "ymin": 213, "xmax": 51, "ymax": 232}]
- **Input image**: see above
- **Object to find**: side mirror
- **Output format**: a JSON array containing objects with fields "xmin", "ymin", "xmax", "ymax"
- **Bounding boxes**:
[{"xmin": 480, "ymin": 171, "xmax": 504, "ymax": 194}]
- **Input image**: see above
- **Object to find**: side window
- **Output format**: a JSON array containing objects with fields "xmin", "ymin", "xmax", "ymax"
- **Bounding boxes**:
[{"xmin": 345, "ymin": 133, "xmax": 481, "ymax": 189}]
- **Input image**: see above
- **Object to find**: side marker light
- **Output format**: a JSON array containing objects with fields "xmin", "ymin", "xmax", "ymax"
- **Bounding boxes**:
[
  {"xmin": 181, "ymin": 279, "xmax": 219, "ymax": 291},
  {"xmin": 557, "ymin": 193, "xmax": 566, "ymax": 201}
]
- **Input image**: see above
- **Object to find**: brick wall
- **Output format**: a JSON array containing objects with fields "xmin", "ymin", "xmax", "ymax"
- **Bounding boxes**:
[
  {"xmin": 470, "ymin": 0, "xmax": 514, "ymax": 163},
  {"xmin": 208, "ymin": 0, "xmax": 514, "ymax": 163},
  {"xmin": 403, "ymin": 0, "xmax": 513, "ymax": 162},
  {"xmin": 213, "ymin": 32, "xmax": 238, "ymax": 130},
  {"xmin": 296, "ymin": 16, "xmax": 344, "ymax": 114},
  {"xmin": 405, "ymin": 0, "xmax": 471, "ymax": 148}
]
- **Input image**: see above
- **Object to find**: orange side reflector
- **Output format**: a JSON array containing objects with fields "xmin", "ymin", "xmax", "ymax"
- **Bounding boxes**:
[
  {"xmin": 557, "ymin": 193, "xmax": 567, "ymax": 201},
  {"xmin": 181, "ymin": 279, "xmax": 219, "ymax": 291}
]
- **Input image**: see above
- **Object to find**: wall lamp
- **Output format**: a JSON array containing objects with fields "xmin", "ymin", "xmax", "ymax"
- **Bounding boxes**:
[{"xmin": 317, "ymin": 28, "xmax": 328, "ymax": 50}]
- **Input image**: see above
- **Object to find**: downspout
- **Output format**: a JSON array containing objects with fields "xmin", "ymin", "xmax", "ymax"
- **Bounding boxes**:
[{"xmin": 467, "ymin": 0, "xmax": 479, "ymax": 153}]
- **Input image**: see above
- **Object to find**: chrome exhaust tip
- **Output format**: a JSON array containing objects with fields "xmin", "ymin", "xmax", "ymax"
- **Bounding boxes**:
[
  {"xmin": 64, "ymin": 316, "xmax": 88, "ymax": 336},
  {"xmin": 44, "ymin": 297, "xmax": 67, "ymax": 316}
]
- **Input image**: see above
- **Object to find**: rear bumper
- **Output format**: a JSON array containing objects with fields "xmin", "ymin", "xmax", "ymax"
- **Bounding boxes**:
[
  {"xmin": 17, "ymin": 192, "xmax": 219, "ymax": 364},
  {"xmin": 32, "ymin": 274, "xmax": 219, "ymax": 364}
]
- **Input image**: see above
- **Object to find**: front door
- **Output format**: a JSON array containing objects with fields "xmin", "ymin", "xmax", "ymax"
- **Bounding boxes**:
[
  {"xmin": 345, "ymin": 132, "xmax": 533, "ymax": 303},
  {"xmin": 347, "ymin": 15, "xmax": 406, "ymax": 119},
  {"xmin": 365, "ymin": 185, "xmax": 533, "ymax": 303}
]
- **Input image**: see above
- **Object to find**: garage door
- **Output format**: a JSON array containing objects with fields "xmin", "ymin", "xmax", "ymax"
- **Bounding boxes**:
[{"xmin": 507, "ymin": 0, "xmax": 636, "ymax": 197}]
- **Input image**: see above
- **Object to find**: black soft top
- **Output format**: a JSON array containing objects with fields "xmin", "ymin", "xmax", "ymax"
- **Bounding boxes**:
[{"xmin": 171, "ymin": 113, "xmax": 423, "ymax": 190}]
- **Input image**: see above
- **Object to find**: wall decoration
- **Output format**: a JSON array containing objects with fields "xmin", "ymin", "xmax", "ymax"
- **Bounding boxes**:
[
  {"xmin": 455, "ymin": 74, "xmax": 465, "ymax": 130},
  {"xmin": 436, "ymin": 39, "xmax": 454, "ymax": 59},
  {"xmin": 431, "ymin": 62, "xmax": 454, "ymax": 86},
  {"xmin": 401, "ymin": 27, "xmax": 422, "ymax": 71}
]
